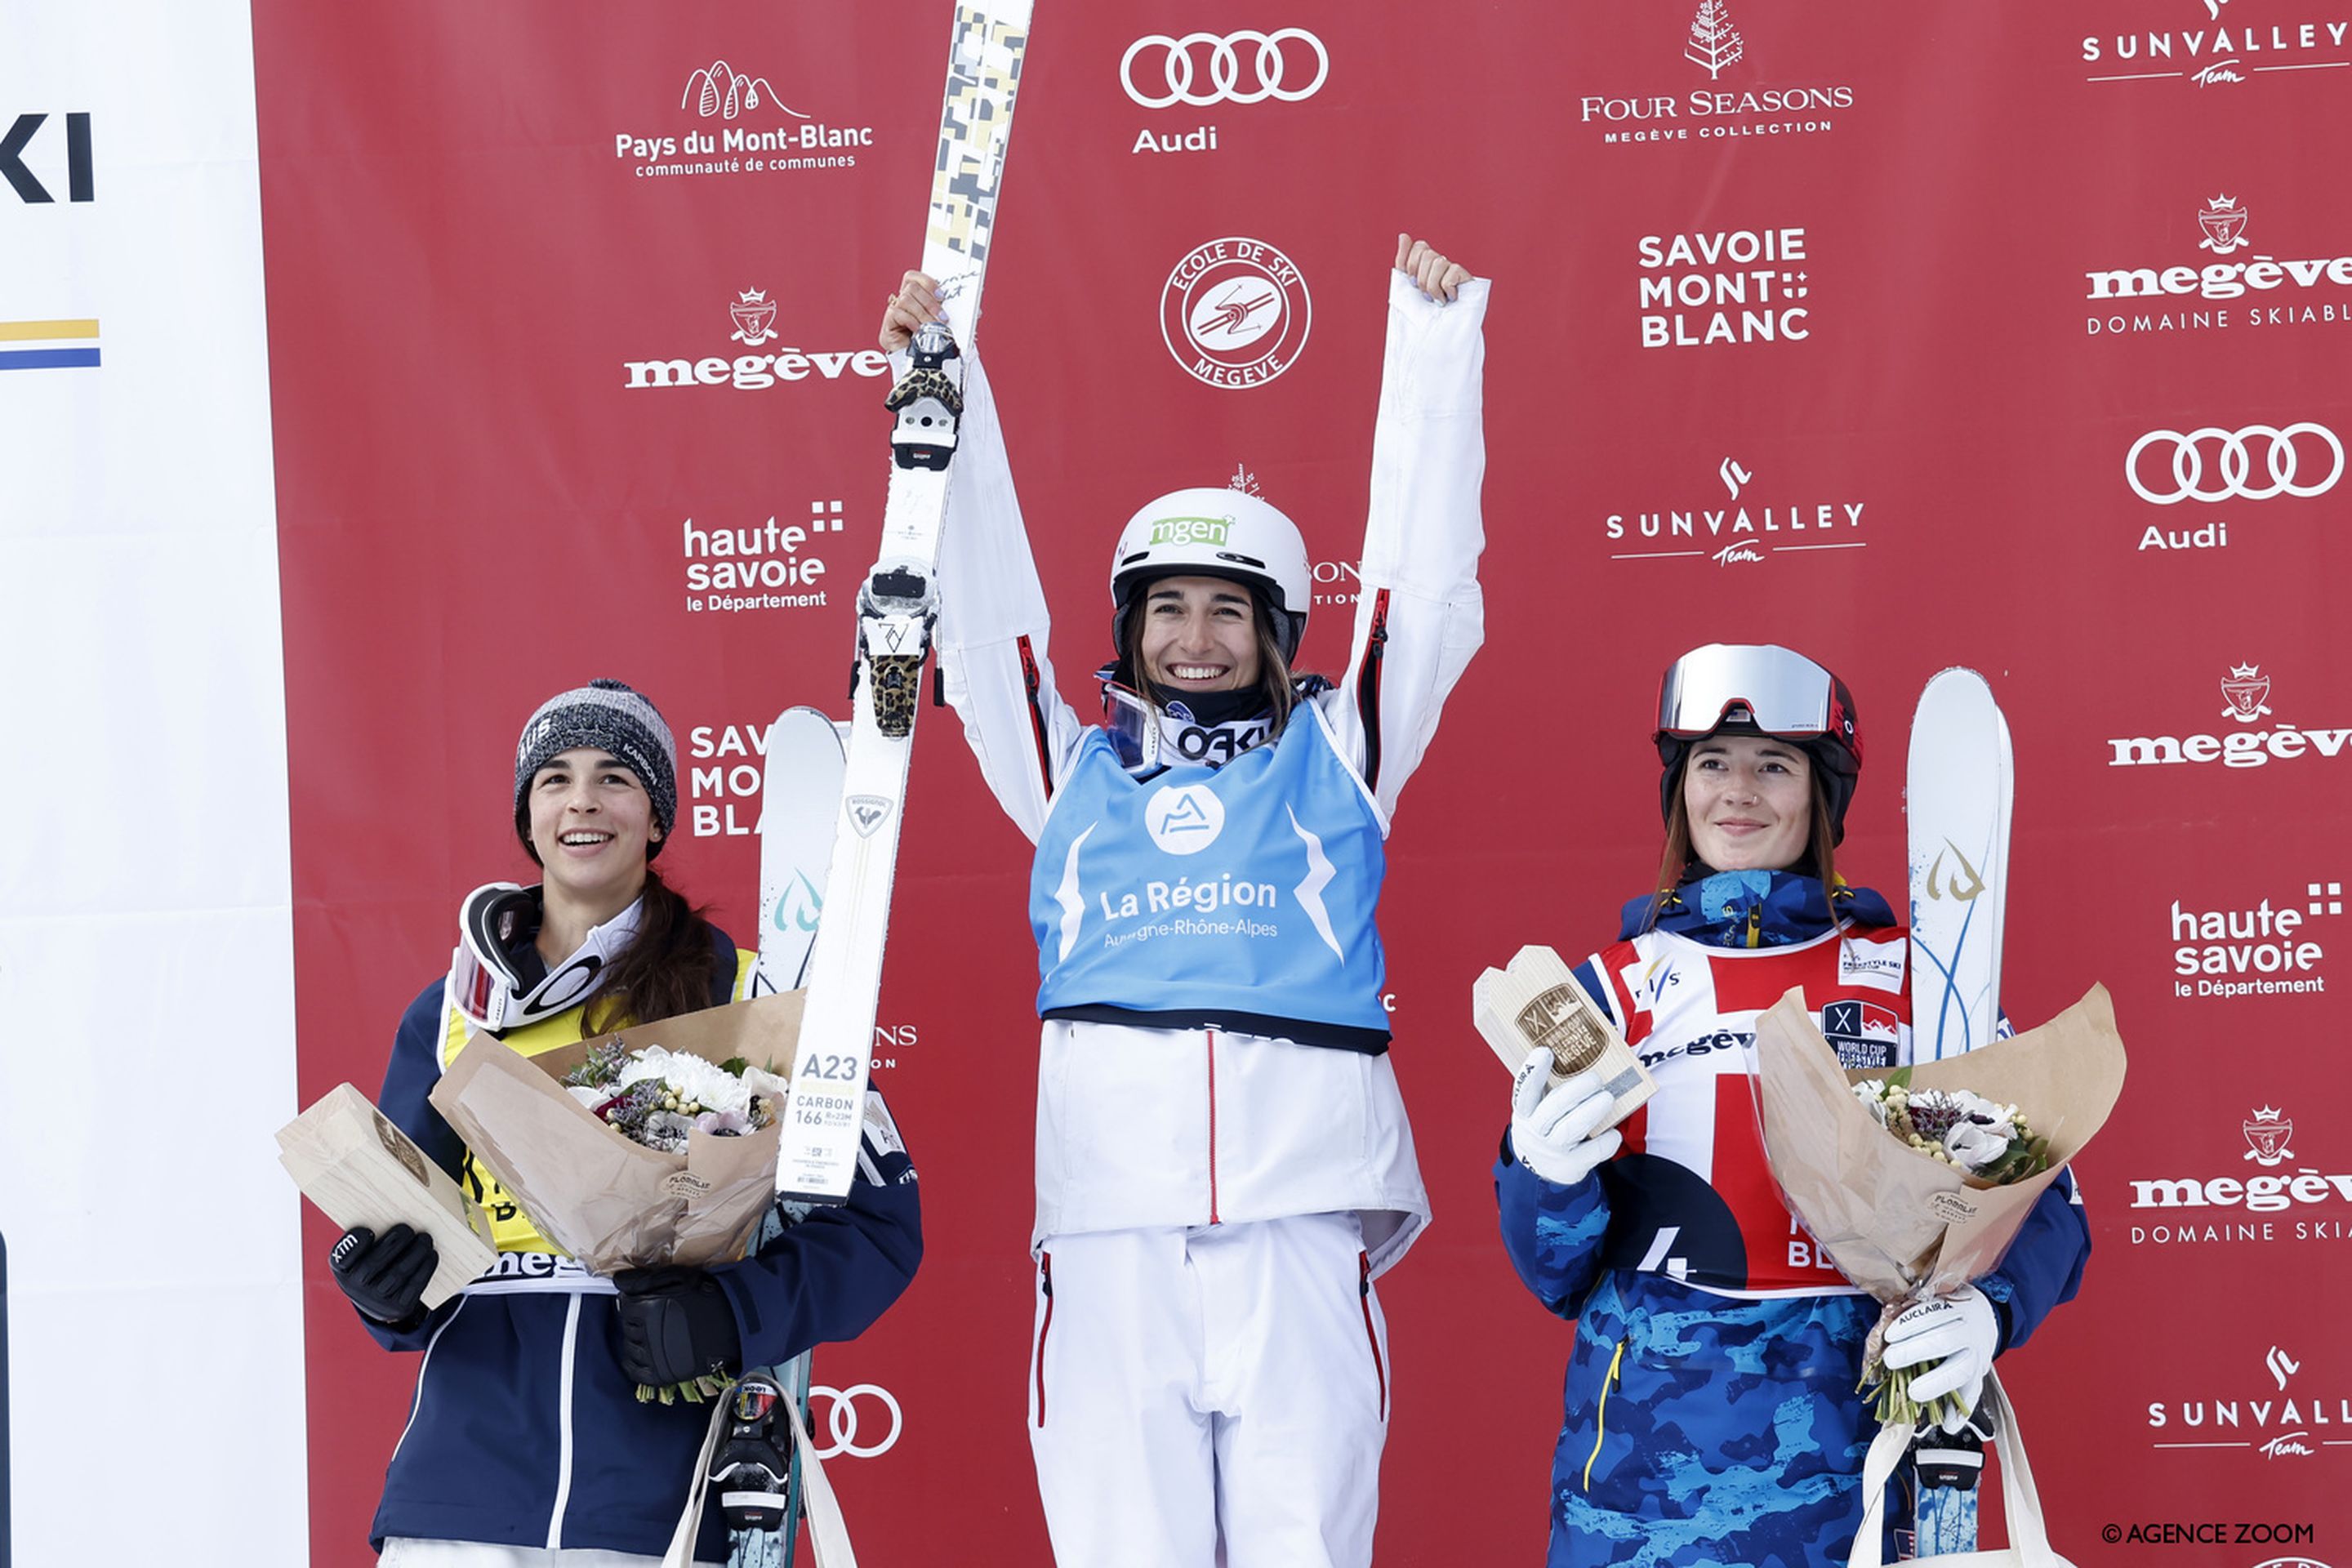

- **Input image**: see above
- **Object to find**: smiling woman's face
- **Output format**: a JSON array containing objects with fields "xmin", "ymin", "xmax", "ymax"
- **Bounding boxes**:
[
  {"xmin": 525, "ymin": 747, "xmax": 661, "ymax": 901},
  {"xmin": 1682, "ymin": 735, "xmax": 1813, "ymax": 872},
  {"xmin": 1138, "ymin": 576, "xmax": 1262, "ymax": 694}
]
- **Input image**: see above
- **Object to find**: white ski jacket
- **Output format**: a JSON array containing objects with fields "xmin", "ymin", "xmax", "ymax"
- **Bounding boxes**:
[{"xmin": 935, "ymin": 270, "xmax": 1488, "ymax": 1275}]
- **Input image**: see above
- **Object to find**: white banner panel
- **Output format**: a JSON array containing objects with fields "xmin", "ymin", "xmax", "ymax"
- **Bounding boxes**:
[{"xmin": 0, "ymin": 0, "xmax": 301, "ymax": 1562}]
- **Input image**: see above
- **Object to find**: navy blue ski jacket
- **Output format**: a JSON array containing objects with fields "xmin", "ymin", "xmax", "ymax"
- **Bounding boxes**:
[{"xmin": 359, "ymin": 928, "xmax": 922, "ymax": 1561}]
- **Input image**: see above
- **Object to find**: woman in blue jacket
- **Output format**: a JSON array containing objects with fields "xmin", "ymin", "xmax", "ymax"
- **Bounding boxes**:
[
  {"xmin": 1494, "ymin": 644, "xmax": 2089, "ymax": 1567},
  {"xmin": 329, "ymin": 677, "xmax": 921, "ymax": 1566}
]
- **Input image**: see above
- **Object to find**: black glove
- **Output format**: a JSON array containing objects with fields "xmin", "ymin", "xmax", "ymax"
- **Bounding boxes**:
[
  {"xmin": 330, "ymin": 1224, "xmax": 437, "ymax": 1329},
  {"xmin": 613, "ymin": 1266, "xmax": 744, "ymax": 1388}
]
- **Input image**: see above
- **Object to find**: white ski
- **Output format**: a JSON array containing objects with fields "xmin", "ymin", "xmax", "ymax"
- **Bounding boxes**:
[
  {"xmin": 1903, "ymin": 666, "xmax": 2016, "ymax": 1559},
  {"xmin": 1905, "ymin": 668, "xmax": 2013, "ymax": 1062},
  {"xmin": 776, "ymin": 0, "xmax": 1032, "ymax": 1203},
  {"xmin": 751, "ymin": 707, "xmax": 849, "ymax": 997}
]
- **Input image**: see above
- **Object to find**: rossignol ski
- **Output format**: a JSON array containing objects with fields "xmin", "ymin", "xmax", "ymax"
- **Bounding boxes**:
[
  {"xmin": 1903, "ymin": 666, "xmax": 2016, "ymax": 1558},
  {"xmin": 776, "ymin": 0, "xmax": 1031, "ymax": 1205},
  {"xmin": 715, "ymin": 706, "xmax": 847, "ymax": 1567}
]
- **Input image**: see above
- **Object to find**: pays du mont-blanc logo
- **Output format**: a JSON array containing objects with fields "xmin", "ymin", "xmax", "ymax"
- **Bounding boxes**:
[
  {"xmin": 1160, "ymin": 238, "xmax": 1311, "ymax": 389},
  {"xmin": 1605, "ymin": 454, "xmax": 1866, "ymax": 565},
  {"xmin": 615, "ymin": 60, "xmax": 875, "ymax": 181}
]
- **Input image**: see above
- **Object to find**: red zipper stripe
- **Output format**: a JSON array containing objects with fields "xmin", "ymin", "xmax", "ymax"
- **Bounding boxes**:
[
  {"xmin": 1359, "ymin": 1250, "xmax": 1388, "ymax": 1420},
  {"xmin": 1205, "ymin": 1030, "xmax": 1220, "ymax": 1225},
  {"xmin": 1017, "ymin": 635, "xmax": 1055, "ymax": 803},
  {"xmin": 1033, "ymin": 1251, "xmax": 1054, "ymax": 1427}
]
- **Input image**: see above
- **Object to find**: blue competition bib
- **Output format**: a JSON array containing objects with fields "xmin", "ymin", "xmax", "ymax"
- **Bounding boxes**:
[{"xmin": 1029, "ymin": 708, "xmax": 1390, "ymax": 1046}]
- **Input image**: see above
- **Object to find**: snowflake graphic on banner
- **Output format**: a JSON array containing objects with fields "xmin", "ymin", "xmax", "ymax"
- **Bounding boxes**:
[{"xmin": 1686, "ymin": 0, "xmax": 1744, "ymax": 79}]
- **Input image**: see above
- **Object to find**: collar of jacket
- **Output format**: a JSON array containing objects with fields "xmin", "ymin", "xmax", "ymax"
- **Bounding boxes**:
[{"xmin": 1615, "ymin": 867, "xmax": 1896, "ymax": 947}]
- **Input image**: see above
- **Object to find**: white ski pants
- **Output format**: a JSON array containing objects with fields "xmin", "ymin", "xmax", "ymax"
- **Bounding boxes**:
[{"xmin": 1027, "ymin": 1212, "xmax": 1392, "ymax": 1568}]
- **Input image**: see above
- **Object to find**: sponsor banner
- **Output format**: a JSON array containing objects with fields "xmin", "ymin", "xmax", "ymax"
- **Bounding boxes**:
[
  {"xmin": 1579, "ymin": 0, "xmax": 1857, "ymax": 147},
  {"xmin": 2146, "ymin": 1342, "xmax": 2347, "ymax": 1463},
  {"xmin": 1160, "ymin": 237, "xmax": 1311, "ymax": 387},
  {"xmin": 615, "ymin": 60, "xmax": 878, "ymax": 181},
  {"xmin": 2168, "ymin": 877, "xmax": 2341, "ymax": 997},
  {"xmin": 1122, "ymin": 27, "xmax": 1327, "ymax": 154},
  {"xmin": 2108, "ymin": 664, "xmax": 2352, "ymax": 770},
  {"xmin": 2087, "ymin": 194, "xmax": 2352, "ymax": 339},
  {"xmin": 2124, "ymin": 1105, "xmax": 2352, "ymax": 1245},
  {"xmin": 1603, "ymin": 455, "xmax": 1865, "ymax": 566},
  {"xmin": 1635, "ymin": 227, "xmax": 1813, "ymax": 350},
  {"xmin": 2080, "ymin": 7, "xmax": 2352, "ymax": 90}
]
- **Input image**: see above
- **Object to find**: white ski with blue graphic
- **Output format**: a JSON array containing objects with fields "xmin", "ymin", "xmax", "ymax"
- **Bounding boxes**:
[{"xmin": 1904, "ymin": 666, "xmax": 2016, "ymax": 1557}]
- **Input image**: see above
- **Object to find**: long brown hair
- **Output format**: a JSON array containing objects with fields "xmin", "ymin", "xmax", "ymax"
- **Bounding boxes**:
[
  {"xmin": 1644, "ymin": 759, "xmax": 1840, "ymax": 933},
  {"xmin": 580, "ymin": 869, "xmax": 723, "ymax": 1034},
  {"xmin": 1111, "ymin": 586, "xmax": 1302, "ymax": 734}
]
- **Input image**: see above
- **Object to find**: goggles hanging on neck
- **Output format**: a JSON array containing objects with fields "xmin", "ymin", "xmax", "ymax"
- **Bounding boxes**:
[{"xmin": 446, "ymin": 882, "xmax": 644, "ymax": 1036}]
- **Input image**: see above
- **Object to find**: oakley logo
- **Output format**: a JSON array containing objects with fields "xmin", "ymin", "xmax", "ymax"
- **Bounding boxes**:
[
  {"xmin": 1120, "ymin": 30, "xmax": 1329, "ymax": 108},
  {"xmin": 2126, "ymin": 424, "xmax": 2344, "ymax": 505},
  {"xmin": 809, "ymin": 1383, "xmax": 902, "ymax": 1459}
]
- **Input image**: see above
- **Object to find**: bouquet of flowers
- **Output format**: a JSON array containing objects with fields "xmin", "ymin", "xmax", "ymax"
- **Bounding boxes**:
[
  {"xmin": 1748, "ymin": 985, "xmax": 2126, "ymax": 1430},
  {"xmin": 563, "ymin": 1041, "xmax": 791, "ymax": 1153},
  {"xmin": 1845, "ymin": 1071, "xmax": 2051, "ymax": 1423},
  {"xmin": 427, "ymin": 994, "xmax": 804, "ymax": 1279}
]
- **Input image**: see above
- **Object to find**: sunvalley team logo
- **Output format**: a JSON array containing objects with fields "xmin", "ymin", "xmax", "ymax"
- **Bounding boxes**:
[
  {"xmin": 1578, "ymin": 2, "xmax": 1856, "ymax": 147},
  {"xmin": 1160, "ymin": 238, "xmax": 1312, "ymax": 388},
  {"xmin": 1637, "ymin": 228, "xmax": 1812, "ymax": 348},
  {"xmin": 2147, "ymin": 1343, "xmax": 2348, "ymax": 1464},
  {"xmin": 2126, "ymin": 1105, "xmax": 2352, "ymax": 1250},
  {"xmin": 2085, "ymin": 191, "xmax": 2352, "ymax": 338},
  {"xmin": 614, "ymin": 61, "xmax": 874, "ymax": 182},
  {"xmin": 2110, "ymin": 665, "xmax": 2352, "ymax": 770},
  {"xmin": 2082, "ymin": 7, "xmax": 2352, "ymax": 88},
  {"xmin": 626, "ymin": 290, "xmax": 889, "ymax": 390},
  {"xmin": 1605, "ymin": 453, "xmax": 1864, "ymax": 564},
  {"xmin": 2167, "ymin": 875, "xmax": 2336, "ymax": 997},
  {"xmin": 1124, "ymin": 28, "xmax": 1327, "ymax": 156}
]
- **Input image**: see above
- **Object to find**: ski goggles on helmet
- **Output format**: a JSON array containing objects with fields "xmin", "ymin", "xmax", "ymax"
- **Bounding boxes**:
[{"xmin": 1655, "ymin": 642, "xmax": 1858, "ymax": 762}]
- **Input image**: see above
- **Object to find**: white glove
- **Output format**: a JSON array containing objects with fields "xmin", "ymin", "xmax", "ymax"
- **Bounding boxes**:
[
  {"xmin": 1882, "ymin": 1285, "xmax": 2001, "ymax": 1432},
  {"xmin": 1509, "ymin": 1048, "xmax": 1622, "ymax": 1187}
]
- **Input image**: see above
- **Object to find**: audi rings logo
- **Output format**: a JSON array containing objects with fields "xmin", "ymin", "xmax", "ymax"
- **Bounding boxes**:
[
  {"xmin": 2127, "ymin": 424, "xmax": 2345, "ymax": 505},
  {"xmin": 1121, "ymin": 29, "xmax": 1330, "ymax": 108},
  {"xmin": 809, "ymin": 1383, "xmax": 902, "ymax": 1459},
  {"xmin": 1162, "ymin": 237, "xmax": 1312, "ymax": 389}
]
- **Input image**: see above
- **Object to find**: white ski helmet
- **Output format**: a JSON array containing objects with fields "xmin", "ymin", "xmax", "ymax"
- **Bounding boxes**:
[{"xmin": 1108, "ymin": 487, "xmax": 1312, "ymax": 663}]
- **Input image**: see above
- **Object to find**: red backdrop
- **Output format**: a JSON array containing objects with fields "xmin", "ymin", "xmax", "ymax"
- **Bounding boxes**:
[{"xmin": 256, "ymin": 1, "xmax": 2352, "ymax": 1561}]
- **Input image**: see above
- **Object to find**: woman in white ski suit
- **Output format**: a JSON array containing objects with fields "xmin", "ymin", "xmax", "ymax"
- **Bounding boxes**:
[{"xmin": 880, "ymin": 236, "xmax": 1487, "ymax": 1568}]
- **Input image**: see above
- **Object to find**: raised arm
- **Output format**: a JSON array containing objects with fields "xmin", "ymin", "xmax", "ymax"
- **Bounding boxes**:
[
  {"xmin": 883, "ymin": 271, "xmax": 1090, "ymax": 844},
  {"xmin": 1316, "ymin": 234, "xmax": 1490, "ymax": 819}
]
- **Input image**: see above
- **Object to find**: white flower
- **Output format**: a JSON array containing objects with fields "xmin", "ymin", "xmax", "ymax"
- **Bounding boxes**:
[
  {"xmin": 1944, "ymin": 1119, "xmax": 2013, "ymax": 1172},
  {"xmin": 616, "ymin": 1045, "xmax": 758, "ymax": 1119}
]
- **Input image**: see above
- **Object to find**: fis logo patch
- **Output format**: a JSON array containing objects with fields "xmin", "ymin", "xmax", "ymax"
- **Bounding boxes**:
[{"xmin": 1821, "ymin": 999, "xmax": 1901, "ymax": 1069}]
